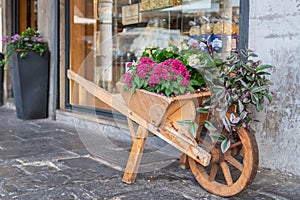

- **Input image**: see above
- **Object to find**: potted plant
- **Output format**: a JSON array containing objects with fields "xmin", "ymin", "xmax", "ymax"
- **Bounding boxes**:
[{"xmin": 1, "ymin": 27, "xmax": 50, "ymax": 120}]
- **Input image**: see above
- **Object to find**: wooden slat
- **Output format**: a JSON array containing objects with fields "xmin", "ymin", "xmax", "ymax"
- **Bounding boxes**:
[
  {"xmin": 119, "ymin": 84, "xmax": 171, "ymax": 126},
  {"xmin": 225, "ymin": 155, "xmax": 243, "ymax": 172},
  {"xmin": 68, "ymin": 69, "xmax": 113, "ymax": 108},
  {"xmin": 220, "ymin": 161, "xmax": 233, "ymax": 186},
  {"xmin": 122, "ymin": 126, "xmax": 148, "ymax": 184},
  {"xmin": 122, "ymin": 137, "xmax": 147, "ymax": 183},
  {"xmin": 209, "ymin": 163, "xmax": 218, "ymax": 182}
]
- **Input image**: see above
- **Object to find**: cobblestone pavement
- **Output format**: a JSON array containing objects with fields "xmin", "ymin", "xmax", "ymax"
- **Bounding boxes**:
[{"xmin": 1, "ymin": 107, "xmax": 300, "ymax": 199}]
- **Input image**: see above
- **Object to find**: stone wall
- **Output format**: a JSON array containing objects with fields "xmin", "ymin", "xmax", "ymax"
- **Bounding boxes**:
[
  {"xmin": 249, "ymin": 0, "xmax": 300, "ymax": 176},
  {"xmin": 38, "ymin": 0, "xmax": 56, "ymax": 119}
]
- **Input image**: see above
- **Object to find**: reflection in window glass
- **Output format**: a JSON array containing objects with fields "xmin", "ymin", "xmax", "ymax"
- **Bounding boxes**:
[{"xmin": 69, "ymin": 0, "xmax": 240, "ymax": 111}]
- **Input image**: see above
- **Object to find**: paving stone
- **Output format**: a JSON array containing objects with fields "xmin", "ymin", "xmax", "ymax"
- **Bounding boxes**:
[
  {"xmin": 0, "ymin": 166, "xmax": 25, "ymax": 178},
  {"xmin": 0, "ymin": 107, "xmax": 300, "ymax": 199}
]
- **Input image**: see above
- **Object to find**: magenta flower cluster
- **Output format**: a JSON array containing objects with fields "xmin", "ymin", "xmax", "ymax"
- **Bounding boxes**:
[
  {"xmin": 124, "ymin": 57, "xmax": 192, "ymax": 96},
  {"xmin": 1, "ymin": 27, "xmax": 49, "ymax": 67}
]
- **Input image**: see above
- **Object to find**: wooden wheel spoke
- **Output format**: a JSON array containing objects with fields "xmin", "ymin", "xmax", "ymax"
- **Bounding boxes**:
[
  {"xmin": 239, "ymin": 148, "xmax": 244, "ymax": 157},
  {"xmin": 208, "ymin": 163, "xmax": 218, "ymax": 182},
  {"xmin": 230, "ymin": 141, "xmax": 242, "ymax": 149},
  {"xmin": 225, "ymin": 155, "xmax": 243, "ymax": 172},
  {"xmin": 220, "ymin": 162, "xmax": 233, "ymax": 186}
]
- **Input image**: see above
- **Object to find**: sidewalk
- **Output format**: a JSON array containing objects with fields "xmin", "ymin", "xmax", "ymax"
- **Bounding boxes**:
[{"xmin": 0, "ymin": 107, "xmax": 299, "ymax": 199}]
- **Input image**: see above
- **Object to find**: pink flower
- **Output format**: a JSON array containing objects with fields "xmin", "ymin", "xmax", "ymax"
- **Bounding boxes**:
[
  {"xmin": 11, "ymin": 34, "xmax": 21, "ymax": 42},
  {"xmin": 136, "ymin": 69, "xmax": 147, "ymax": 78},
  {"xmin": 162, "ymin": 58, "xmax": 190, "ymax": 79},
  {"xmin": 2, "ymin": 36, "xmax": 9, "ymax": 43},
  {"xmin": 137, "ymin": 63, "xmax": 153, "ymax": 73},
  {"xmin": 139, "ymin": 57, "xmax": 155, "ymax": 65},
  {"xmin": 180, "ymin": 78, "xmax": 190, "ymax": 86},
  {"xmin": 124, "ymin": 72, "xmax": 133, "ymax": 88},
  {"xmin": 124, "ymin": 56, "xmax": 193, "ymax": 96},
  {"xmin": 126, "ymin": 62, "xmax": 132, "ymax": 68}
]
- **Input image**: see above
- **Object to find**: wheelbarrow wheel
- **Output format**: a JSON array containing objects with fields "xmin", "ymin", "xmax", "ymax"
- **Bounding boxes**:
[{"xmin": 188, "ymin": 125, "xmax": 259, "ymax": 197}]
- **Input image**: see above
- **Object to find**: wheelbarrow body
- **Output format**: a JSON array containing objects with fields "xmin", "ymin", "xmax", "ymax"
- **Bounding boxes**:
[{"xmin": 67, "ymin": 70, "xmax": 259, "ymax": 197}]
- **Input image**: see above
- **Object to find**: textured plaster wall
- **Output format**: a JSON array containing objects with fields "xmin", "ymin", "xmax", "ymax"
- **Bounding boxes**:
[
  {"xmin": 249, "ymin": 0, "xmax": 300, "ymax": 176},
  {"xmin": 38, "ymin": 0, "xmax": 55, "ymax": 119}
]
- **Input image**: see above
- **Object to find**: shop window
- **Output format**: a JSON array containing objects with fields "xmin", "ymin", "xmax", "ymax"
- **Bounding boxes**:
[{"xmin": 67, "ymin": 0, "xmax": 241, "ymax": 112}]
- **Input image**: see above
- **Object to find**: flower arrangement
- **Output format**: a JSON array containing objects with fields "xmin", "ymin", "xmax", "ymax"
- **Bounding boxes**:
[
  {"xmin": 123, "ymin": 40, "xmax": 206, "ymax": 96},
  {"xmin": 124, "ymin": 38, "xmax": 273, "ymax": 153},
  {"xmin": 0, "ymin": 27, "xmax": 49, "ymax": 67}
]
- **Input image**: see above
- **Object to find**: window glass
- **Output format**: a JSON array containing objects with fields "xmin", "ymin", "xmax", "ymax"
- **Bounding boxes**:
[{"xmin": 69, "ymin": 0, "xmax": 240, "ymax": 111}]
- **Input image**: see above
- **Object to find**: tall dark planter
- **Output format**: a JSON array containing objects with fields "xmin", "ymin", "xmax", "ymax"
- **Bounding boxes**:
[
  {"xmin": 10, "ymin": 51, "xmax": 50, "ymax": 120},
  {"xmin": 0, "ymin": 53, "xmax": 4, "ymax": 106}
]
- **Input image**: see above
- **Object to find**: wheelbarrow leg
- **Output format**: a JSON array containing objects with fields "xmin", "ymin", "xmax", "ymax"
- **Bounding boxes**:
[
  {"xmin": 179, "ymin": 154, "xmax": 190, "ymax": 169},
  {"xmin": 122, "ymin": 118, "xmax": 148, "ymax": 184}
]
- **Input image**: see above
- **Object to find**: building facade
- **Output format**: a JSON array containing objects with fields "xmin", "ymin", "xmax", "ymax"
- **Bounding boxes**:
[{"xmin": 1, "ymin": 0, "xmax": 300, "ymax": 176}]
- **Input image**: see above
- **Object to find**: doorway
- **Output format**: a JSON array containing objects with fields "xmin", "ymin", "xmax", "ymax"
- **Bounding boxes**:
[{"xmin": 13, "ymin": 0, "xmax": 38, "ymax": 33}]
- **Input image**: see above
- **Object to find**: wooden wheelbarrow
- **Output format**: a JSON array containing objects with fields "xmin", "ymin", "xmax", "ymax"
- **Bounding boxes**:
[{"xmin": 68, "ymin": 70, "xmax": 259, "ymax": 197}]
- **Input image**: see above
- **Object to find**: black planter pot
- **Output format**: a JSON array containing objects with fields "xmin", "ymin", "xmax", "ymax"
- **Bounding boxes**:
[
  {"xmin": 10, "ymin": 51, "xmax": 50, "ymax": 120},
  {"xmin": 0, "ymin": 53, "xmax": 4, "ymax": 106}
]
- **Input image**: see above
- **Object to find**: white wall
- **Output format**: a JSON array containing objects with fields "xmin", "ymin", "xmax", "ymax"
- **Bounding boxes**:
[{"xmin": 249, "ymin": 0, "xmax": 300, "ymax": 176}]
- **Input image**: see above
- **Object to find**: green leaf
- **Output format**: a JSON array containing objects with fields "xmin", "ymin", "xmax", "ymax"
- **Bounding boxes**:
[
  {"xmin": 203, "ymin": 70, "xmax": 213, "ymax": 83},
  {"xmin": 240, "ymin": 80, "xmax": 250, "ymax": 90},
  {"xmin": 209, "ymin": 133, "xmax": 226, "ymax": 141},
  {"xmin": 179, "ymin": 86, "xmax": 186, "ymax": 94},
  {"xmin": 131, "ymin": 85, "xmax": 136, "ymax": 94},
  {"xmin": 238, "ymin": 100, "xmax": 244, "ymax": 113},
  {"xmin": 216, "ymin": 89, "xmax": 226, "ymax": 100},
  {"xmin": 222, "ymin": 116, "xmax": 231, "ymax": 132},
  {"xmin": 134, "ymin": 76, "xmax": 140, "ymax": 87},
  {"xmin": 196, "ymin": 107, "xmax": 209, "ymax": 113},
  {"xmin": 165, "ymin": 88, "xmax": 172, "ymax": 96},
  {"xmin": 165, "ymin": 81, "xmax": 171, "ymax": 88},
  {"xmin": 189, "ymin": 123, "xmax": 199, "ymax": 138},
  {"xmin": 251, "ymin": 93, "xmax": 259, "ymax": 104},
  {"xmin": 249, "ymin": 52, "xmax": 258, "ymax": 57},
  {"xmin": 225, "ymin": 80, "xmax": 231, "ymax": 88},
  {"xmin": 230, "ymin": 113, "xmax": 241, "ymax": 124},
  {"xmin": 246, "ymin": 76, "xmax": 254, "ymax": 82},
  {"xmin": 251, "ymin": 86, "xmax": 268, "ymax": 93},
  {"xmin": 256, "ymin": 64, "xmax": 272, "ymax": 71},
  {"xmin": 241, "ymin": 49, "xmax": 248, "ymax": 58},
  {"xmin": 177, "ymin": 120, "xmax": 193, "ymax": 126},
  {"xmin": 256, "ymin": 71, "xmax": 271, "ymax": 76},
  {"xmin": 221, "ymin": 139, "xmax": 231, "ymax": 153},
  {"xmin": 211, "ymin": 85, "xmax": 225, "ymax": 93},
  {"xmin": 228, "ymin": 65, "xmax": 236, "ymax": 73},
  {"xmin": 264, "ymin": 93, "xmax": 272, "ymax": 103},
  {"xmin": 240, "ymin": 111, "xmax": 248, "ymax": 119},
  {"xmin": 163, "ymin": 50, "xmax": 173, "ymax": 58},
  {"xmin": 214, "ymin": 58, "xmax": 223, "ymax": 65},
  {"xmin": 204, "ymin": 120, "xmax": 217, "ymax": 131},
  {"xmin": 242, "ymin": 64, "xmax": 255, "ymax": 73},
  {"xmin": 123, "ymin": 84, "xmax": 129, "ymax": 91},
  {"xmin": 256, "ymin": 103, "xmax": 264, "ymax": 111},
  {"xmin": 242, "ymin": 98, "xmax": 251, "ymax": 103}
]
